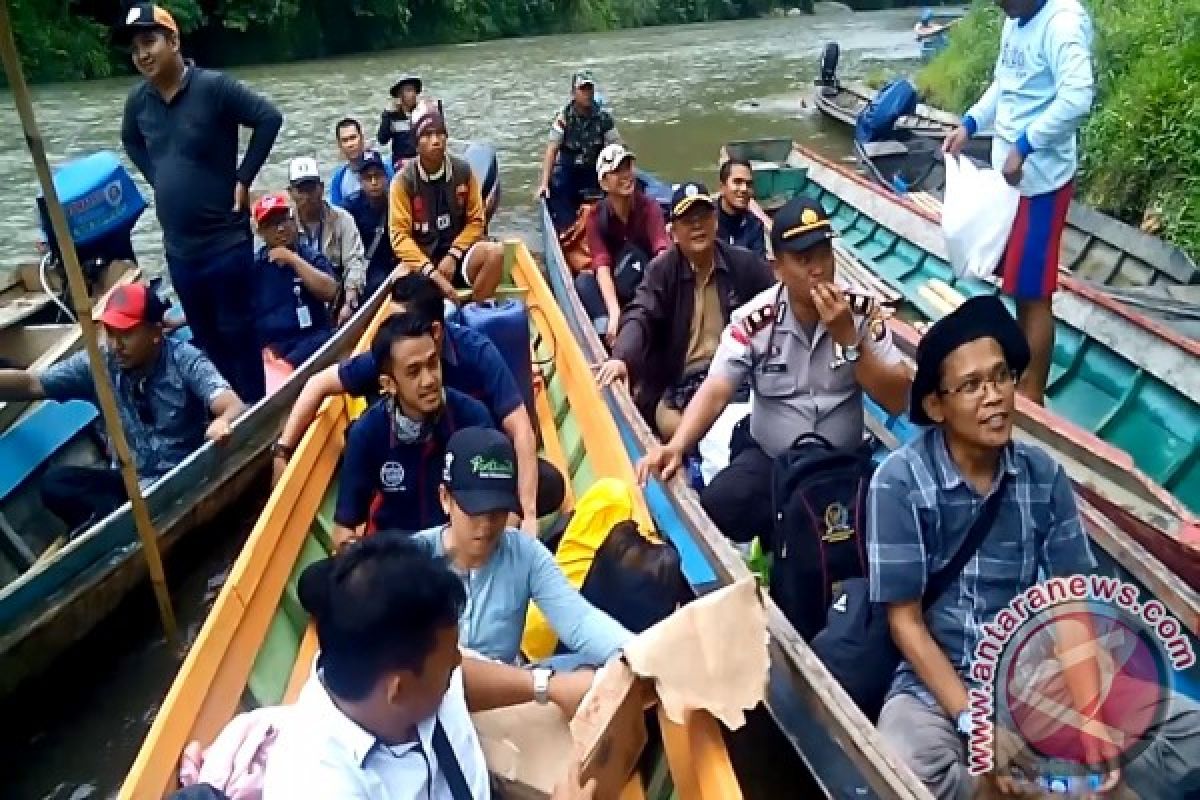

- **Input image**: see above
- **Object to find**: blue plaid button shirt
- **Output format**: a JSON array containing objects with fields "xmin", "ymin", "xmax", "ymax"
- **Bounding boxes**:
[{"xmin": 867, "ymin": 426, "xmax": 1096, "ymax": 705}]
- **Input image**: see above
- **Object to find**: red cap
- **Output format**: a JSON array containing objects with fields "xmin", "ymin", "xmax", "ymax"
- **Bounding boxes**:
[
  {"xmin": 96, "ymin": 283, "xmax": 163, "ymax": 330},
  {"xmin": 252, "ymin": 192, "xmax": 292, "ymax": 225}
]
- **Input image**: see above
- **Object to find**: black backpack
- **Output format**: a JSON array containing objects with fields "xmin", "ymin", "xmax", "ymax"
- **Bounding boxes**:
[{"xmin": 768, "ymin": 433, "xmax": 876, "ymax": 643}]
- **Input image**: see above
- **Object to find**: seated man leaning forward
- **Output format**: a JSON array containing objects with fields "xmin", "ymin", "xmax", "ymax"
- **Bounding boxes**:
[
  {"xmin": 264, "ymin": 534, "xmax": 598, "ymax": 799},
  {"xmin": 274, "ymin": 273, "xmax": 565, "ymax": 535},
  {"xmin": 638, "ymin": 198, "xmax": 911, "ymax": 545},
  {"xmin": 870, "ymin": 294, "xmax": 1200, "ymax": 800},
  {"xmin": 0, "ymin": 283, "xmax": 244, "ymax": 532},
  {"xmin": 597, "ymin": 181, "xmax": 773, "ymax": 440},
  {"xmin": 413, "ymin": 426, "xmax": 632, "ymax": 668},
  {"xmin": 252, "ymin": 192, "xmax": 338, "ymax": 368},
  {"xmin": 389, "ymin": 109, "xmax": 505, "ymax": 303},
  {"xmin": 574, "ymin": 144, "xmax": 670, "ymax": 344},
  {"xmin": 333, "ymin": 313, "xmax": 494, "ymax": 549}
]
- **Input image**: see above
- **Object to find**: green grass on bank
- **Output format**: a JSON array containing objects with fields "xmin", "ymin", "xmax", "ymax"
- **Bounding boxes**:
[{"xmin": 917, "ymin": 0, "xmax": 1200, "ymax": 263}]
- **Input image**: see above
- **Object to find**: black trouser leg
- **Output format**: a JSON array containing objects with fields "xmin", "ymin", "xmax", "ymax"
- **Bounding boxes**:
[
  {"xmin": 39, "ymin": 465, "xmax": 128, "ymax": 533},
  {"xmin": 535, "ymin": 457, "xmax": 567, "ymax": 518},
  {"xmin": 700, "ymin": 444, "xmax": 774, "ymax": 544}
]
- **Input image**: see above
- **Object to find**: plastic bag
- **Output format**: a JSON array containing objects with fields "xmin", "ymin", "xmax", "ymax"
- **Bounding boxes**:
[{"xmin": 941, "ymin": 154, "xmax": 1020, "ymax": 280}]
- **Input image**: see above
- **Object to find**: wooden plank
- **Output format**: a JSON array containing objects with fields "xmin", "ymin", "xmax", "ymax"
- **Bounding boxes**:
[
  {"xmin": 657, "ymin": 707, "xmax": 743, "ymax": 800},
  {"xmin": 284, "ymin": 625, "xmax": 319, "ymax": 704}
]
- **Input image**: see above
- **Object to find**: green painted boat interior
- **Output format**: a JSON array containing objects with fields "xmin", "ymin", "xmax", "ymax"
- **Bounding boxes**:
[
  {"xmin": 242, "ymin": 321, "xmax": 680, "ymax": 799},
  {"xmin": 749, "ymin": 163, "xmax": 1200, "ymax": 515}
]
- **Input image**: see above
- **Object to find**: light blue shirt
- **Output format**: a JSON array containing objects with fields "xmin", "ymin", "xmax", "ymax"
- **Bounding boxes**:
[
  {"xmin": 964, "ymin": 0, "xmax": 1095, "ymax": 196},
  {"xmin": 411, "ymin": 526, "xmax": 633, "ymax": 666}
]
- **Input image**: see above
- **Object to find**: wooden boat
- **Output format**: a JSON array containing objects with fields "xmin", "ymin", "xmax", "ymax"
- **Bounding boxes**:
[
  {"xmin": 538, "ymin": 197, "xmax": 1200, "ymax": 798},
  {"xmin": 120, "ymin": 241, "xmax": 745, "ymax": 800},
  {"xmin": 0, "ymin": 275, "xmax": 394, "ymax": 700},
  {"xmin": 813, "ymin": 79, "xmax": 966, "ymax": 142}
]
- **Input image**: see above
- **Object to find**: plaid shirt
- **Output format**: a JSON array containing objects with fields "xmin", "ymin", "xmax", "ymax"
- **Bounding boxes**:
[{"xmin": 867, "ymin": 426, "xmax": 1096, "ymax": 704}]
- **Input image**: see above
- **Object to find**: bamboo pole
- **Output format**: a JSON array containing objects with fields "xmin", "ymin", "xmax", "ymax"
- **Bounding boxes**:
[{"xmin": 0, "ymin": 2, "xmax": 178, "ymax": 639}]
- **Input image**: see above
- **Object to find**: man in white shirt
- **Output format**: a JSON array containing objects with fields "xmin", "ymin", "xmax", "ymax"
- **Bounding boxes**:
[{"xmin": 264, "ymin": 536, "xmax": 597, "ymax": 799}]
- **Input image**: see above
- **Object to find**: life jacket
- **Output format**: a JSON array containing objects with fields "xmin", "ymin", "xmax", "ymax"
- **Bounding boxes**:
[
  {"xmin": 399, "ymin": 154, "xmax": 473, "ymax": 261},
  {"xmin": 559, "ymin": 102, "xmax": 614, "ymax": 168},
  {"xmin": 559, "ymin": 201, "xmax": 597, "ymax": 274}
]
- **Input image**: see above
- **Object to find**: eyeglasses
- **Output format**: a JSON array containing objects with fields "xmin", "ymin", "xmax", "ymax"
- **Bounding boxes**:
[{"xmin": 938, "ymin": 366, "xmax": 1019, "ymax": 400}]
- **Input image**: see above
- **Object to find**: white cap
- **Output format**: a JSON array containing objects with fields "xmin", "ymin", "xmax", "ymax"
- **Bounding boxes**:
[
  {"xmin": 288, "ymin": 156, "xmax": 321, "ymax": 185},
  {"xmin": 596, "ymin": 143, "xmax": 635, "ymax": 180}
]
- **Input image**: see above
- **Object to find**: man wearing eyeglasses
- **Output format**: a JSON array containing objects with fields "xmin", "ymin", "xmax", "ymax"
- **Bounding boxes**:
[
  {"xmin": 0, "ymin": 283, "xmax": 245, "ymax": 535},
  {"xmin": 637, "ymin": 197, "xmax": 911, "ymax": 543}
]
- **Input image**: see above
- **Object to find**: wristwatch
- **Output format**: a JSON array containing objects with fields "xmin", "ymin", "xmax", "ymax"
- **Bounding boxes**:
[
  {"xmin": 841, "ymin": 343, "xmax": 861, "ymax": 363},
  {"xmin": 271, "ymin": 440, "xmax": 295, "ymax": 461},
  {"xmin": 532, "ymin": 667, "xmax": 554, "ymax": 705},
  {"xmin": 955, "ymin": 710, "xmax": 972, "ymax": 739}
]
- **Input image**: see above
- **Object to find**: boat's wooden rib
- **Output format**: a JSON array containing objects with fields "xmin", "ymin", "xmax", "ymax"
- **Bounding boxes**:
[
  {"xmin": 122, "ymin": 243, "xmax": 746, "ymax": 799},
  {"xmin": 0, "ymin": 272, "xmax": 394, "ymax": 699}
]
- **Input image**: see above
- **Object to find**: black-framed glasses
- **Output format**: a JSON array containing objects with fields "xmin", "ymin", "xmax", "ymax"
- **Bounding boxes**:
[{"xmin": 938, "ymin": 366, "xmax": 1019, "ymax": 400}]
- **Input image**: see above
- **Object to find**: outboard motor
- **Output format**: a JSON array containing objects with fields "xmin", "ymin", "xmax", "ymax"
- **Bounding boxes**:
[
  {"xmin": 817, "ymin": 42, "xmax": 840, "ymax": 96},
  {"xmin": 854, "ymin": 78, "xmax": 919, "ymax": 144},
  {"xmin": 37, "ymin": 151, "xmax": 145, "ymax": 293},
  {"xmin": 460, "ymin": 141, "xmax": 501, "ymax": 227}
]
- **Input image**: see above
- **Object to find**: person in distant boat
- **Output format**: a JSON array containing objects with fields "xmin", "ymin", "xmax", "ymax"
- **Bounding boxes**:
[
  {"xmin": 536, "ymin": 70, "xmax": 622, "ymax": 230},
  {"xmin": 574, "ymin": 144, "xmax": 670, "ymax": 345},
  {"xmin": 943, "ymin": 0, "xmax": 1095, "ymax": 406},
  {"xmin": 328, "ymin": 117, "xmax": 394, "ymax": 208},
  {"xmin": 272, "ymin": 273, "xmax": 566, "ymax": 536},
  {"xmin": 637, "ymin": 197, "xmax": 910, "ymax": 544},
  {"xmin": 342, "ymin": 150, "xmax": 398, "ymax": 298},
  {"xmin": 287, "ymin": 156, "xmax": 366, "ymax": 322},
  {"xmin": 264, "ymin": 534, "xmax": 598, "ymax": 800},
  {"xmin": 869, "ymin": 294, "xmax": 1200, "ymax": 800},
  {"xmin": 0, "ymin": 283, "xmax": 245, "ymax": 533},
  {"xmin": 716, "ymin": 158, "xmax": 768, "ymax": 260},
  {"xmin": 411, "ymin": 426, "xmax": 632, "ymax": 668},
  {"xmin": 378, "ymin": 74, "xmax": 422, "ymax": 170},
  {"xmin": 251, "ymin": 193, "xmax": 338, "ymax": 368},
  {"xmin": 390, "ymin": 109, "xmax": 506, "ymax": 303},
  {"xmin": 118, "ymin": 3, "xmax": 282, "ymax": 404},
  {"xmin": 332, "ymin": 313, "xmax": 493, "ymax": 551},
  {"xmin": 597, "ymin": 182, "xmax": 773, "ymax": 440}
]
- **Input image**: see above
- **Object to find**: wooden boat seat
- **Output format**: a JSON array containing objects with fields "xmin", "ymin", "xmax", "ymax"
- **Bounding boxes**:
[{"xmin": 0, "ymin": 400, "xmax": 97, "ymax": 503}]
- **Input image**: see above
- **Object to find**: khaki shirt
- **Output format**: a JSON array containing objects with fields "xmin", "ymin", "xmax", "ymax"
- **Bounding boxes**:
[
  {"xmin": 298, "ymin": 201, "xmax": 367, "ymax": 292},
  {"xmin": 709, "ymin": 282, "xmax": 901, "ymax": 457},
  {"xmin": 684, "ymin": 266, "xmax": 724, "ymax": 371}
]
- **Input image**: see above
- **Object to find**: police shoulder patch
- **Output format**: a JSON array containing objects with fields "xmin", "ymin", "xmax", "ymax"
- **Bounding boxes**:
[{"xmin": 739, "ymin": 303, "xmax": 775, "ymax": 339}]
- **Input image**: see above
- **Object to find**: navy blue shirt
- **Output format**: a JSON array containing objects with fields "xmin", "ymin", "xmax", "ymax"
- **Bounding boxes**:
[
  {"xmin": 338, "ymin": 322, "xmax": 523, "ymax": 425},
  {"xmin": 343, "ymin": 193, "xmax": 394, "ymax": 296},
  {"xmin": 335, "ymin": 388, "xmax": 493, "ymax": 532},
  {"xmin": 254, "ymin": 240, "xmax": 334, "ymax": 352},
  {"xmin": 717, "ymin": 203, "xmax": 768, "ymax": 260}
]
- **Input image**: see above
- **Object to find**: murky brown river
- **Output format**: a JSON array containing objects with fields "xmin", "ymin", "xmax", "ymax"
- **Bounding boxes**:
[{"xmin": 0, "ymin": 7, "xmax": 928, "ymax": 797}]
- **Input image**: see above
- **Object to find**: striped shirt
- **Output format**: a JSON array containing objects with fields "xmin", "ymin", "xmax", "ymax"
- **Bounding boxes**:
[{"xmin": 867, "ymin": 427, "xmax": 1096, "ymax": 704}]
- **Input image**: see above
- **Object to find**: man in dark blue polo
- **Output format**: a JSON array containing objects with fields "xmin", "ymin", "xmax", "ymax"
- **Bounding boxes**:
[
  {"xmin": 251, "ymin": 193, "xmax": 338, "ymax": 368},
  {"xmin": 117, "ymin": 3, "xmax": 282, "ymax": 403},
  {"xmin": 332, "ymin": 313, "xmax": 493, "ymax": 550},
  {"xmin": 716, "ymin": 158, "xmax": 767, "ymax": 260},
  {"xmin": 342, "ymin": 150, "xmax": 396, "ymax": 299},
  {"xmin": 273, "ymin": 273, "xmax": 565, "ymax": 534}
]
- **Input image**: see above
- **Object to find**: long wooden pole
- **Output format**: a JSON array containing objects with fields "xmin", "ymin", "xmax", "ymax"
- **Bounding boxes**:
[{"xmin": 0, "ymin": 3, "xmax": 177, "ymax": 639}]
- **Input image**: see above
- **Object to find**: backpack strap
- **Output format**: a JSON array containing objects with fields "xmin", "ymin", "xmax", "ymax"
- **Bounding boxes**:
[
  {"xmin": 921, "ymin": 473, "xmax": 1010, "ymax": 611},
  {"xmin": 432, "ymin": 716, "xmax": 474, "ymax": 800}
]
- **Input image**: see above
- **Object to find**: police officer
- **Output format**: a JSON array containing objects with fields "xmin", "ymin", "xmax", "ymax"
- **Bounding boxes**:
[
  {"xmin": 637, "ymin": 197, "xmax": 912, "ymax": 544},
  {"xmin": 535, "ymin": 69, "xmax": 622, "ymax": 231}
]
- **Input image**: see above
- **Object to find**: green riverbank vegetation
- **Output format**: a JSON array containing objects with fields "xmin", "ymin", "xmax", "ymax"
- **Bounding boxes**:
[{"xmin": 918, "ymin": 0, "xmax": 1200, "ymax": 262}]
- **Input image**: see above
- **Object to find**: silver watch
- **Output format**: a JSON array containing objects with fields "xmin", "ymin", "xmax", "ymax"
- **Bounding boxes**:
[
  {"xmin": 532, "ymin": 667, "xmax": 554, "ymax": 705},
  {"xmin": 842, "ymin": 343, "xmax": 861, "ymax": 363}
]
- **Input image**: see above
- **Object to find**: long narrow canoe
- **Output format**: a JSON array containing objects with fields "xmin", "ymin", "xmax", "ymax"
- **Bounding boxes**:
[
  {"xmin": 0, "ymin": 275, "xmax": 394, "ymax": 700},
  {"xmin": 121, "ymin": 241, "xmax": 745, "ymax": 799},
  {"xmin": 808, "ymin": 82, "xmax": 1200, "ymax": 289},
  {"xmin": 540, "ymin": 201, "xmax": 1200, "ymax": 798}
]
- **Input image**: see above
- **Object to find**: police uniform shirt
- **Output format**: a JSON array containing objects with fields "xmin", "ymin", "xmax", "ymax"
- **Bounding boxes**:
[
  {"xmin": 709, "ymin": 282, "xmax": 902, "ymax": 458},
  {"xmin": 334, "ymin": 388, "xmax": 493, "ymax": 533}
]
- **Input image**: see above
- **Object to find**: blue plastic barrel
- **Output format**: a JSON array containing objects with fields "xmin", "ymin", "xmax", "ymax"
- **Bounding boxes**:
[{"xmin": 456, "ymin": 299, "xmax": 536, "ymax": 428}]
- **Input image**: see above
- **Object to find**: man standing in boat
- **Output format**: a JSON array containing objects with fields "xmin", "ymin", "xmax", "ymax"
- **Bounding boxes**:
[
  {"xmin": 118, "ymin": 3, "xmax": 282, "ymax": 404},
  {"xmin": 0, "ymin": 283, "xmax": 245, "ymax": 533},
  {"xmin": 377, "ymin": 74, "xmax": 423, "ymax": 170},
  {"xmin": 536, "ymin": 70, "xmax": 622, "ymax": 231},
  {"xmin": 943, "ymin": 0, "xmax": 1095, "ymax": 405}
]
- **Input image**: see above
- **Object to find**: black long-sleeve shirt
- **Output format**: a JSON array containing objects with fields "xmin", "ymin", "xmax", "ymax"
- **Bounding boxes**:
[{"xmin": 121, "ymin": 66, "xmax": 283, "ymax": 261}]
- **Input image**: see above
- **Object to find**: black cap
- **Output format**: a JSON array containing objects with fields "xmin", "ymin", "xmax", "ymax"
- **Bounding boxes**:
[
  {"xmin": 909, "ymin": 295, "xmax": 1031, "ymax": 425},
  {"xmin": 670, "ymin": 182, "xmax": 715, "ymax": 220},
  {"xmin": 770, "ymin": 196, "xmax": 836, "ymax": 254},
  {"xmin": 353, "ymin": 150, "xmax": 388, "ymax": 174},
  {"xmin": 389, "ymin": 74, "xmax": 423, "ymax": 97},
  {"xmin": 442, "ymin": 427, "xmax": 521, "ymax": 516}
]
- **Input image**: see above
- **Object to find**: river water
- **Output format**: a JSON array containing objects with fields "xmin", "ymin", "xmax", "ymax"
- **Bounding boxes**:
[{"xmin": 1, "ymin": 7, "xmax": 927, "ymax": 798}]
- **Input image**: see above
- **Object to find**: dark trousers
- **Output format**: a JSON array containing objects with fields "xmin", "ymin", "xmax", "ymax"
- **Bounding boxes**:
[
  {"xmin": 40, "ymin": 465, "xmax": 127, "ymax": 533},
  {"xmin": 167, "ymin": 239, "xmax": 266, "ymax": 403},
  {"xmin": 535, "ymin": 457, "xmax": 567, "ymax": 518},
  {"xmin": 574, "ymin": 271, "xmax": 608, "ymax": 334},
  {"xmin": 548, "ymin": 161, "xmax": 600, "ymax": 231},
  {"xmin": 700, "ymin": 443, "xmax": 774, "ymax": 544}
]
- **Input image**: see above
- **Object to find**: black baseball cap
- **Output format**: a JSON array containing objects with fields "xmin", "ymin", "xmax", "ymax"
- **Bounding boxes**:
[
  {"xmin": 442, "ymin": 427, "xmax": 521, "ymax": 515},
  {"xmin": 670, "ymin": 182, "xmax": 716, "ymax": 221},
  {"xmin": 353, "ymin": 150, "xmax": 388, "ymax": 174},
  {"xmin": 770, "ymin": 196, "xmax": 837, "ymax": 254}
]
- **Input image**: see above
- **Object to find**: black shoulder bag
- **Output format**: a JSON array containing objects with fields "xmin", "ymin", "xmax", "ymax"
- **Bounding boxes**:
[{"xmin": 811, "ymin": 474, "xmax": 1010, "ymax": 720}]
